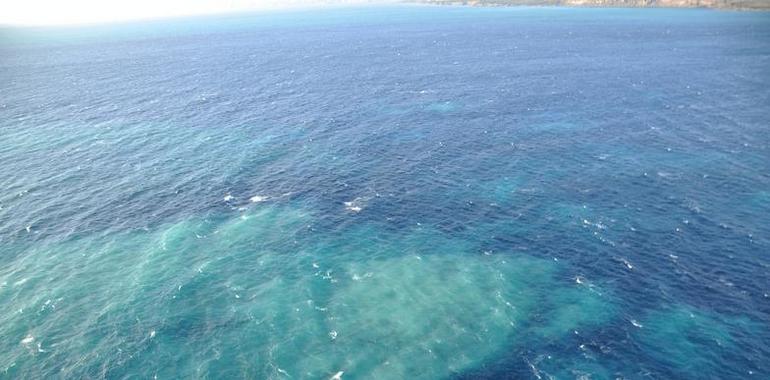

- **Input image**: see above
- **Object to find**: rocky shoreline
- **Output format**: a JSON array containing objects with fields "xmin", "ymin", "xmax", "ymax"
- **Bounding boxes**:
[{"xmin": 407, "ymin": 0, "xmax": 770, "ymax": 10}]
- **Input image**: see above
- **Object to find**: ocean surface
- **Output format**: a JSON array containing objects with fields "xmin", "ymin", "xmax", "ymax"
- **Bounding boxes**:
[{"xmin": 1, "ymin": 5, "xmax": 769, "ymax": 379}]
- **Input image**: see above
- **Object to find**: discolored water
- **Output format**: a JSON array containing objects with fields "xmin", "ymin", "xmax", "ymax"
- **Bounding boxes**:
[{"xmin": 1, "ymin": 6, "xmax": 769, "ymax": 379}]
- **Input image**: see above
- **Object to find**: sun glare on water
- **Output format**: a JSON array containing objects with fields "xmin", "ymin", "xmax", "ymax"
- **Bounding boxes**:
[{"xmin": 0, "ymin": 0, "xmax": 377, "ymax": 26}]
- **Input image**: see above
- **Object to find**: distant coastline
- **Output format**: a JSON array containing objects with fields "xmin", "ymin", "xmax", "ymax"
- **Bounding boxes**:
[{"xmin": 405, "ymin": 0, "xmax": 770, "ymax": 10}]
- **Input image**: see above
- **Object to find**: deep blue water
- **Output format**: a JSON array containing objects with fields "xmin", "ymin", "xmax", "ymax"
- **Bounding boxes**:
[{"xmin": 1, "ymin": 5, "xmax": 769, "ymax": 379}]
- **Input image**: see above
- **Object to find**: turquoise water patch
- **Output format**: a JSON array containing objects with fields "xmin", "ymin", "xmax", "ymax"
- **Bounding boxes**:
[
  {"xmin": 471, "ymin": 177, "xmax": 527, "ymax": 207},
  {"xmin": 424, "ymin": 101, "xmax": 457, "ymax": 113},
  {"xmin": 0, "ymin": 206, "xmax": 616, "ymax": 378},
  {"xmin": 247, "ymin": 243, "xmax": 615, "ymax": 379},
  {"xmin": 322, "ymin": 253, "xmax": 550, "ymax": 379},
  {"xmin": 637, "ymin": 305, "xmax": 761, "ymax": 376},
  {"xmin": 0, "ymin": 205, "xmax": 312, "ymax": 378},
  {"xmin": 532, "ymin": 285, "xmax": 614, "ymax": 339},
  {"xmin": 750, "ymin": 191, "xmax": 770, "ymax": 209}
]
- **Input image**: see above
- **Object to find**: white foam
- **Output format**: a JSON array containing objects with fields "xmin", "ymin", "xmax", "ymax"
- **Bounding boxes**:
[
  {"xmin": 20, "ymin": 334, "xmax": 34, "ymax": 345},
  {"xmin": 321, "ymin": 270, "xmax": 336, "ymax": 283},
  {"xmin": 344, "ymin": 197, "xmax": 369, "ymax": 213},
  {"xmin": 351, "ymin": 272, "xmax": 373, "ymax": 281},
  {"xmin": 330, "ymin": 371, "xmax": 344, "ymax": 380},
  {"xmin": 250, "ymin": 195, "xmax": 269, "ymax": 203},
  {"xmin": 524, "ymin": 358, "xmax": 543, "ymax": 380},
  {"xmin": 223, "ymin": 194, "xmax": 234, "ymax": 202}
]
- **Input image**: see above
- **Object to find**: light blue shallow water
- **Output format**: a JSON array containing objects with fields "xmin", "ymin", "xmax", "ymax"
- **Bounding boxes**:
[{"xmin": 1, "ymin": 6, "xmax": 769, "ymax": 379}]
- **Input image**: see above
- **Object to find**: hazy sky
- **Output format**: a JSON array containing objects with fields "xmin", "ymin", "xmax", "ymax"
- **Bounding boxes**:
[{"xmin": 0, "ymin": 0, "xmax": 384, "ymax": 26}]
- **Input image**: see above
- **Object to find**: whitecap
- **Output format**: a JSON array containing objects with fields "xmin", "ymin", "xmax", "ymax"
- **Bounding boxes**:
[
  {"xmin": 250, "ymin": 195, "xmax": 269, "ymax": 203},
  {"xmin": 20, "ymin": 335, "xmax": 34, "ymax": 345},
  {"xmin": 622, "ymin": 259, "xmax": 633, "ymax": 270},
  {"xmin": 524, "ymin": 357, "xmax": 543, "ymax": 380},
  {"xmin": 351, "ymin": 272, "xmax": 373, "ymax": 281},
  {"xmin": 344, "ymin": 197, "xmax": 369, "ymax": 213}
]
